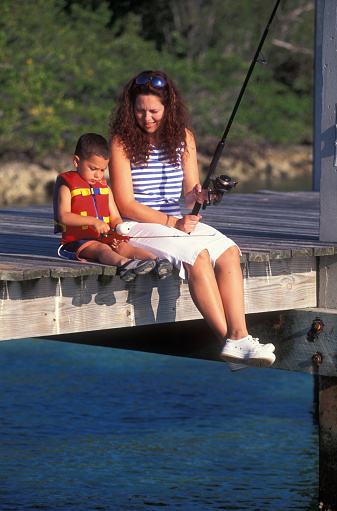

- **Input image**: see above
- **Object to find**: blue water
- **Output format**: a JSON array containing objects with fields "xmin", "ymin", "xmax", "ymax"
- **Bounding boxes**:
[{"xmin": 0, "ymin": 338, "xmax": 318, "ymax": 510}]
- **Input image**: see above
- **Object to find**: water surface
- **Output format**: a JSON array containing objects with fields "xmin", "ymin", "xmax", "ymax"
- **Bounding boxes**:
[{"xmin": 0, "ymin": 338, "xmax": 318, "ymax": 510}]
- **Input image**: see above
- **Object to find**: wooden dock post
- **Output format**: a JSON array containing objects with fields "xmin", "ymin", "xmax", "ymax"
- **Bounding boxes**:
[
  {"xmin": 318, "ymin": 376, "xmax": 337, "ymax": 511},
  {"xmin": 315, "ymin": 2, "xmax": 337, "ymax": 507},
  {"xmin": 315, "ymin": 0, "xmax": 337, "ymax": 241}
]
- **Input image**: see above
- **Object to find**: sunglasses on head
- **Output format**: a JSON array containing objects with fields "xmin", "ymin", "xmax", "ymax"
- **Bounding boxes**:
[{"xmin": 135, "ymin": 75, "xmax": 166, "ymax": 87}]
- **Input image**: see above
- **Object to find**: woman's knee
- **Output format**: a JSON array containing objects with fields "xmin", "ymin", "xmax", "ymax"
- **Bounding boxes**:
[
  {"xmin": 216, "ymin": 245, "xmax": 240, "ymax": 267},
  {"xmin": 194, "ymin": 249, "xmax": 212, "ymax": 266},
  {"xmin": 184, "ymin": 249, "xmax": 211, "ymax": 276}
]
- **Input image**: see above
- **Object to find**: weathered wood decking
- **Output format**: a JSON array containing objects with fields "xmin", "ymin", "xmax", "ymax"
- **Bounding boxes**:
[{"xmin": 1, "ymin": 190, "xmax": 337, "ymax": 376}]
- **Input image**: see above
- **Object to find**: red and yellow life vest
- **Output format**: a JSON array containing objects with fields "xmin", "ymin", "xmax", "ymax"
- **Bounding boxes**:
[{"xmin": 53, "ymin": 171, "xmax": 111, "ymax": 244}]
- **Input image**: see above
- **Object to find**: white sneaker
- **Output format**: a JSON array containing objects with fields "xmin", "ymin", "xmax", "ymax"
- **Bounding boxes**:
[
  {"xmin": 227, "ymin": 361, "xmax": 249, "ymax": 372},
  {"xmin": 220, "ymin": 335, "xmax": 276, "ymax": 368}
]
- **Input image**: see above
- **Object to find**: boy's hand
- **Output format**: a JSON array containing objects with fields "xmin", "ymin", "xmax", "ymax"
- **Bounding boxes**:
[
  {"xmin": 101, "ymin": 231, "xmax": 130, "ymax": 245},
  {"xmin": 109, "ymin": 239, "xmax": 123, "ymax": 248},
  {"xmin": 92, "ymin": 218, "xmax": 110, "ymax": 234}
]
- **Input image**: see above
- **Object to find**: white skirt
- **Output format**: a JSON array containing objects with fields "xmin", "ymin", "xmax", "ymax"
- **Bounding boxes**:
[{"xmin": 123, "ymin": 221, "xmax": 239, "ymax": 279}]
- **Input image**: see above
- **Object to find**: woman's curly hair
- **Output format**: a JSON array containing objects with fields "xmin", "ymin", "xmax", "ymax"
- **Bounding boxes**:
[{"xmin": 108, "ymin": 70, "xmax": 194, "ymax": 167}]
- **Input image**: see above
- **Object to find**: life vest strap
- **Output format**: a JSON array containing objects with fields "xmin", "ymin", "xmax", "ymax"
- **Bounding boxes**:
[
  {"xmin": 54, "ymin": 220, "xmax": 66, "ymax": 233},
  {"xmin": 71, "ymin": 187, "xmax": 109, "ymax": 198}
]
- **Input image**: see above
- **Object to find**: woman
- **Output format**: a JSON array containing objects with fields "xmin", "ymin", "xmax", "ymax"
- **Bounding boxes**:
[{"xmin": 108, "ymin": 70, "xmax": 275, "ymax": 371}]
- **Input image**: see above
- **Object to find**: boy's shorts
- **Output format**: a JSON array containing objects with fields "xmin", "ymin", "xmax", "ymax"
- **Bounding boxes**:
[{"xmin": 58, "ymin": 239, "xmax": 98, "ymax": 261}]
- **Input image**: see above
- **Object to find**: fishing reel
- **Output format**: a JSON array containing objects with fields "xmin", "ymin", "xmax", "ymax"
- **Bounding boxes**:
[{"xmin": 203, "ymin": 174, "xmax": 238, "ymax": 209}]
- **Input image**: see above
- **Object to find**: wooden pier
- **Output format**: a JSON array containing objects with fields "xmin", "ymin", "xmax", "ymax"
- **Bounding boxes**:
[
  {"xmin": 0, "ymin": 188, "xmax": 335, "ymax": 373},
  {"xmin": 0, "ymin": 189, "xmax": 336, "ymax": 371}
]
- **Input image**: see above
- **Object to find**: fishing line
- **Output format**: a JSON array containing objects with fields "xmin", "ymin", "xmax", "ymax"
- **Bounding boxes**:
[
  {"xmin": 126, "ymin": 234, "xmax": 216, "ymax": 239},
  {"xmin": 236, "ymin": 0, "xmax": 287, "ymax": 173},
  {"xmin": 192, "ymin": 0, "xmax": 282, "ymax": 216},
  {"xmin": 232, "ymin": 0, "xmax": 284, "ymax": 170}
]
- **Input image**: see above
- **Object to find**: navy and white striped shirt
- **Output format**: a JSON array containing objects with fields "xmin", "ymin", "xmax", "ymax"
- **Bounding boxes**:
[{"xmin": 131, "ymin": 146, "xmax": 184, "ymax": 217}]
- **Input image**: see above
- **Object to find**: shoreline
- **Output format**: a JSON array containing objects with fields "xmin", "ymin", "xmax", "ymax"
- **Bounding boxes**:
[{"xmin": 0, "ymin": 142, "xmax": 313, "ymax": 207}]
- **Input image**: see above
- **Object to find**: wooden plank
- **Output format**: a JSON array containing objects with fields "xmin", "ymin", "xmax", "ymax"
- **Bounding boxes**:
[
  {"xmin": 243, "ymin": 257, "xmax": 316, "ymax": 313},
  {"xmin": 0, "ymin": 193, "xmax": 334, "ymax": 265},
  {"xmin": 0, "ymin": 193, "xmax": 330, "ymax": 249},
  {"xmin": 0, "ymin": 255, "xmax": 316, "ymax": 341},
  {"xmin": 0, "ymin": 273, "xmax": 202, "ymax": 340},
  {"xmin": 319, "ymin": 254, "xmax": 337, "ymax": 309},
  {"xmin": 0, "ymin": 192, "xmax": 332, "ymax": 281},
  {"xmin": 0, "ymin": 253, "xmax": 117, "ymax": 280},
  {"xmin": 41, "ymin": 308, "xmax": 337, "ymax": 377}
]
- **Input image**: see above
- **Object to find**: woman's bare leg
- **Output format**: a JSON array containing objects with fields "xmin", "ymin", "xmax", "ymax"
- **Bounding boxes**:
[
  {"xmin": 214, "ymin": 246, "xmax": 248, "ymax": 340},
  {"xmin": 185, "ymin": 247, "xmax": 249, "ymax": 342},
  {"xmin": 184, "ymin": 249, "xmax": 228, "ymax": 341},
  {"xmin": 187, "ymin": 247, "xmax": 275, "ymax": 367}
]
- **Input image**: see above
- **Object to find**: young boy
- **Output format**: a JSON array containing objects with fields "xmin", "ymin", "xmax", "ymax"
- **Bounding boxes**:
[{"xmin": 53, "ymin": 133, "xmax": 172, "ymax": 282}]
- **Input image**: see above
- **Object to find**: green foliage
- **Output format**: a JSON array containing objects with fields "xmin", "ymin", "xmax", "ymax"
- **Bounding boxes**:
[{"xmin": 0, "ymin": 0, "xmax": 315, "ymax": 158}]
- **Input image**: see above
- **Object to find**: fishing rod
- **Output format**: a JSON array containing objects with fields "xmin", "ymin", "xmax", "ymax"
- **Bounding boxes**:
[
  {"xmin": 101, "ymin": 223, "xmax": 216, "ymax": 243},
  {"xmin": 102, "ymin": 233, "xmax": 216, "ymax": 242},
  {"xmin": 192, "ymin": 0, "xmax": 281, "ymax": 216}
]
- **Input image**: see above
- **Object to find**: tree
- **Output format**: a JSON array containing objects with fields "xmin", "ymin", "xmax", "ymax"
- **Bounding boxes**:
[
  {"xmin": 0, "ymin": 0, "xmax": 165, "ymax": 156},
  {"xmin": 0, "ymin": 0, "xmax": 315, "ymax": 158}
]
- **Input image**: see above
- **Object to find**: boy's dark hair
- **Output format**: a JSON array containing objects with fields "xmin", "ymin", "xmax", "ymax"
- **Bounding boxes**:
[{"xmin": 74, "ymin": 133, "xmax": 110, "ymax": 160}]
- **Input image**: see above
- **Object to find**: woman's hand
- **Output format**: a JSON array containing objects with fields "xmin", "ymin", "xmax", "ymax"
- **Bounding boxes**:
[
  {"xmin": 192, "ymin": 184, "xmax": 209, "ymax": 205},
  {"xmin": 175, "ymin": 214, "xmax": 202, "ymax": 233},
  {"xmin": 184, "ymin": 183, "xmax": 210, "ymax": 209}
]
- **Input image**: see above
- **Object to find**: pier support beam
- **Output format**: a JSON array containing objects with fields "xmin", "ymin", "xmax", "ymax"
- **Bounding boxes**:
[{"xmin": 318, "ymin": 375, "xmax": 337, "ymax": 511}]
